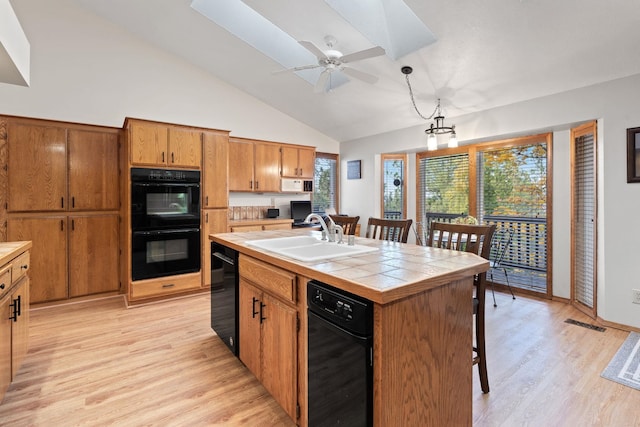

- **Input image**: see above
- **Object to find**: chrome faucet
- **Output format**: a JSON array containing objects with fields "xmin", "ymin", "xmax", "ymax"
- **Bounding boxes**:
[{"xmin": 304, "ymin": 213, "xmax": 343, "ymax": 243}]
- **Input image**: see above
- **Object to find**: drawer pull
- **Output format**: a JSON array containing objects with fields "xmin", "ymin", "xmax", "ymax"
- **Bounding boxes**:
[
  {"xmin": 162, "ymin": 283, "xmax": 175, "ymax": 288},
  {"xmin": 21, "ymin": 264, "xmax": 28, "ymax": 270},
  {"xmin": 0, "ymin": 283, "xmax": 4, "ymax": 290}
]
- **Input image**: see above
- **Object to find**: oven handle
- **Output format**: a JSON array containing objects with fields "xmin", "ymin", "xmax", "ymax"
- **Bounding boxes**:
[
  {"xmin": 133, "ymin": 228, "xmax": 200, "ymax": 236},
  {"xmin": 132, "ymin": 183, "xmax": 200, "ymax": 188}
]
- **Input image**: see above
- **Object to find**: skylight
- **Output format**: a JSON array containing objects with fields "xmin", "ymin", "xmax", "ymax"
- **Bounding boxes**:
[
  {"xmin": 190, "ymin": 0, "xmax": 347, "ymax": 88},
  {"xmin": 324, "ymin": 0, "xmax": 437, "ymax": 60},
  {"xmin": 190, "ymin": 0, "xmax": 435, "ymax": 90}
]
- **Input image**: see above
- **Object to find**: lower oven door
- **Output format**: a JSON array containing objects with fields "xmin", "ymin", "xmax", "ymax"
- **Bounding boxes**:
[{"xmin": 132, "ymin": 228, "xmax": 201, "ymax": 281}]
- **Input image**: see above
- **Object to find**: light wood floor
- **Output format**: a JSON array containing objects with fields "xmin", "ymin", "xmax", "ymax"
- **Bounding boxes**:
[{"xmin": 0, "ymin": 291, "xmax": 638, "ymax": 426}]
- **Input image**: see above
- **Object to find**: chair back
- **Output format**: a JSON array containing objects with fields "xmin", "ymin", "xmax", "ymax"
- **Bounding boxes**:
[
  {"xmin": 328, "ymin": 215, "xmax": 360, "ymax": 236},
  {"xmin": 427, "ymin": 222, "xmax": 496, "ymax": 260},
  {"xmin": 365, "ymin": 217, "xmax": 413, "ymax": 243}
]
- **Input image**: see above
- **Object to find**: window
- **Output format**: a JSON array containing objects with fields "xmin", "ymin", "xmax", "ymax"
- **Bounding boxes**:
[
  {"xmin": 381, "ymin": 154, "xmax": 407, "ymax": 219},
  {"xmin": 477, "ymin": 138, "xmax": 549, "ymax": 294},
  {"xmin": 416, "ymin": 133, "xmax": 552, "ymax": 296},
  {"xmin": 312, "ymin": 153, "xmax": 339, "ymax": 214}
]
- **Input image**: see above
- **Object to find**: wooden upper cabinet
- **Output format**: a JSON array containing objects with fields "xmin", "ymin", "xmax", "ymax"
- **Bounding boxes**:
[
  {"xmin": 202, "ymin": 131, "xmax": 229, "ymax": 208},
  {"xmin": 7, "ymin": 122, "xmax": 120, "ymax": 213},
  {"xmin": 130, "ymin": 122, "xmax": 168, "ymax": 166},
  {"xmin": 229, "ymin": 138, "xmax": 255, "ymax": 192},
  {"xmin": 7, "ymin": 123, "xmax": 67, "ymax": 212},
  {"xmin": 254, "ymin": 143, "xmax": 281, "ymax": 192},
  {"xmin": 281, "ymin": 146, "xmax": 315, "ymax": 179},
  {"xmin": 169, "ymin": 128, "xmax": 202, "ymax": 168},
  {"xmin": 68, "ymin": 130, "xmax": 119, "ymax": 211},
  {"xmin": 129, "ymin": 121, "xmax": 202, "ymax": 168}
]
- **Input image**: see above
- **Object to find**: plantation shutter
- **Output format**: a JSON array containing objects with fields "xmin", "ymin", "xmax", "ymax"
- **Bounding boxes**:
[{"xmin": 573, "ymin": 132, "xmax": 596, "ymax": 309}]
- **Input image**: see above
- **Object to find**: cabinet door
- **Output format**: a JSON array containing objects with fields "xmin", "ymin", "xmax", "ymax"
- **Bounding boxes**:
[
  {"xmin": 202, "ymin": 209, "xmax": 228, "ymax": 287},
  {"xmin": 169, "ymin": 128, "xmax": 202, "ymax": 168},
  {"xmin": 10, "ymin": 276, "xmax": 29, "ymax": 379},
  {"xmin": 229, "ymin": 140, "xmax": 254, "ymax": 191},
  {"xmin": 69, "ymin": 215, "xmax": 119, "ymax": 297},
  {"xmin": 8, "ymin": 217, "xmax": 68, "ymax": 303},
  {"xmin": 297, "ymin": 148, "xmax": 315, "ymax": 178},
  {"xmin": 0, "ymin": 293, "xmax": 11, "ymax": 398},
  {"xmin": 261, "ymin": 292, "xmax": 298, "ymax": 419},
  {"xmin": 280, "ymin": 146, "xmax": 299, "ymax": 178},
  {"xmin": 254, "ymin": 143, "xmax": 281, "ymax": 192},
  {"xmin": 202, "ymin": 132, "xmax": 229, "ymax": 208},
  {"xmin": 7, "ymin": 123, "xmax": 67, "ymax": 212},
  {"xmin": 239, "ymin": 279, "xmax": 262, "ymax": 379},
  {"xmin": 130, "ymin": 122, "xmax": 167, "ymax": 166},
  {"xmin": 68, "ymin": 129, "xmax": 119, "ymax": 210}
]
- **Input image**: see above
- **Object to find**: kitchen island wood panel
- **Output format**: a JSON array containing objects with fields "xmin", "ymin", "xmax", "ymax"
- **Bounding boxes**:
[{"xmin": 211, "ymin": 229, "xmax": 487, "ymax": 427}]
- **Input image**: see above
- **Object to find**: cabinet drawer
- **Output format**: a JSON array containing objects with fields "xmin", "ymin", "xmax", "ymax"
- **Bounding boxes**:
[
  {"xmin": 11, "ymin": 252, "xmax": 30, "ymax": 284},
  {"xmin": 262, "ymin": 223, "xmax": 292, "ymax": 231},
  {"xmin": 0, "ymin": 265, "xmax": 11, "ymax": 299},
  {"xmin": 131, "ymin": 273, "xmax": 201, "ymax": 299},
  {"xmin": 239, "ymin": 255, "xmax": 296, "ymax": 304}
]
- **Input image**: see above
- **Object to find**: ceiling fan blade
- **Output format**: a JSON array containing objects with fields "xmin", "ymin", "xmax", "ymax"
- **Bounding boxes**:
[
  {"xmin": 341, "ymin": 66, "xmax": 378, "ymax": 84},
  {"xmin": 299, "ymin": 40, "xmax": 328, "ymax": 61},
  {"xmin": 272, "ymin": 64, "xmax": 321, "ymax": 75},
  {"xmin": 314, "ymin": 70, "xmax": 331, "ymax": 93},
  {"xmin": 340, "ymin": 46, "xmax": 385, "ymax": 63}
]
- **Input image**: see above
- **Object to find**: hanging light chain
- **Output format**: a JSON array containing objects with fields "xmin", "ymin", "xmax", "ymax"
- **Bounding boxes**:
[{"xmin": 404, "ymin": 73, "xmax": 438, "ymax": 121}]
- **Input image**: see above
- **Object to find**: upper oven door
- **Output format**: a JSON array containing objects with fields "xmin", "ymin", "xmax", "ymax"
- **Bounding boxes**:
[{"xmin": 132, "ymin": 181, "xmax": 200, "ymax": 229}]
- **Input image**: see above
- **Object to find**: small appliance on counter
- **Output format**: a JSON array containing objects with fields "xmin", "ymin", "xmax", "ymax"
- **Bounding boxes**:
[{"xmin": 266, "ymin": 208, "xmax": 279, "ymax": 218}]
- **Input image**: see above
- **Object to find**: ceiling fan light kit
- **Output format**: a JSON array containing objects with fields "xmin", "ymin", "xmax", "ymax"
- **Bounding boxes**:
[{"xmin": 401, "ymin": 66, "xmax": 458, "ymax": 150}]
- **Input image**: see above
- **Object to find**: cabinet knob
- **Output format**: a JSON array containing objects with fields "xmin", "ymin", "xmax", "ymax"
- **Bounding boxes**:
[
  {"xmin": 21, "ymin": 264, "xmax": 28, "ymax": 270},
  {"xmin": 0, "ymin": 283, "xmax": 4, "ymax": 289}
]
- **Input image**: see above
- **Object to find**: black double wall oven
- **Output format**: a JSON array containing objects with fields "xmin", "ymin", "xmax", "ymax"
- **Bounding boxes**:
[{"xmin": 131, "ymin": 168, "xmax": 201, "ymax": 281}]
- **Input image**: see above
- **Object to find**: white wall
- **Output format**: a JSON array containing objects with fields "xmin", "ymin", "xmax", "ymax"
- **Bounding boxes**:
[
  {"xmin": 0, "ymin": 0, "xmax": 339, "ymax": 153},
  {"xmin": 341, "ymin": 73, "xmax": 640, "ymax": 329}
]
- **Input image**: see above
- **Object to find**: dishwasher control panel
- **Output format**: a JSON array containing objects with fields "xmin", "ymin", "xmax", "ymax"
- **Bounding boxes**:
[{"xmin": 307, "ymin": 280, "xmax": 372, "ymax": 336}]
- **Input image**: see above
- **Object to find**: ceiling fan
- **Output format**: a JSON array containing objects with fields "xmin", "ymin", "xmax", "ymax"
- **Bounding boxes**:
[{"xmin": 276, "ymin": 35, "xmax": 385, "ymax": 93}]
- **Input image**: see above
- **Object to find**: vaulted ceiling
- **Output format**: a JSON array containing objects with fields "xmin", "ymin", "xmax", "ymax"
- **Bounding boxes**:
[{"xmin": 76, "ymin": 0, "xmax": 640, "ymax": 142}]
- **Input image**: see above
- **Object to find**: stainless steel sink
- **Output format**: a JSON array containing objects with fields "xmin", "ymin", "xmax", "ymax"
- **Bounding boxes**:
[{"xmin": 246, "ymin": 235, "xmax": 378, "ymax": 262}]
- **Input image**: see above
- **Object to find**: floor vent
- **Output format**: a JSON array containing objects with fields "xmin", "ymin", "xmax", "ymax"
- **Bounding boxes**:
[{"xmin": 565, "ymin": 318, "xmax": 606, "ymax": 332}]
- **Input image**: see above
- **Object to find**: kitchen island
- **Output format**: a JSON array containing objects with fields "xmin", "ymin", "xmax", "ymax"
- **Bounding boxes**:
[{"xmin": 210, "ymin": 229, "xmax": 488, "ymax": 427}]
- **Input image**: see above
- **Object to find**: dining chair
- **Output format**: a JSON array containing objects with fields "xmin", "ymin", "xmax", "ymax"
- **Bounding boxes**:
[
  {"xmin": 426, "ymin": 221, "xmax": 496, "ymax": 393},
  {"xmin": 489, "ymin": 227, "xmax": 516, "ymax": 307},
  {"xmin": 365, "ymin": 217, "xmax": 413, "ymax": 243},
  {"xmin": 328, "ymin": 215, "xmax": 360, "ymax": 236}
]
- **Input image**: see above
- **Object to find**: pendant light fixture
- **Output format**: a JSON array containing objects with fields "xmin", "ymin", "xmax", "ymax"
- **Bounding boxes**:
[{"xmin": 401, "ymin": 66, "xmax": 458, "ymax": 150}]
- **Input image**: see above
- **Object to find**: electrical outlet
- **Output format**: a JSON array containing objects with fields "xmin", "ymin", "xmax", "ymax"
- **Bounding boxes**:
[{"xmin": 633, "ymin": 289, "xmax": 640, "ymax": 304}]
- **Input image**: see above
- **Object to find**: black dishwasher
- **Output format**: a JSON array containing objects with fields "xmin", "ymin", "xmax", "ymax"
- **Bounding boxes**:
[
  {"xmin": 210, "ymin": 243, "xmax": 239, "ymax": 356},
  {"xmin": 307, "ymin": 280, "xmax": 373, "ymax": 427}
]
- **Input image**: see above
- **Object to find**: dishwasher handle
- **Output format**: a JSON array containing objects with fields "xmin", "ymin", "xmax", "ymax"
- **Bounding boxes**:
[{"xmin": 212, "ymin": 251, "xmax": 235, "ymax": 266}]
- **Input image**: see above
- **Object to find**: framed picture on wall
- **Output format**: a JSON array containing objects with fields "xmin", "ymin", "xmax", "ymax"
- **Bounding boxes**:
[
  {"xmin": 627, "ymin": 127, "xmax": 640, "ymax": 183},
  {"xmin": 347, "ymin": 160, "xmax": 361, "ymax": 180}
]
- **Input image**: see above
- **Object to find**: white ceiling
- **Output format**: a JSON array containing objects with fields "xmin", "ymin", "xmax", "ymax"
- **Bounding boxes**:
[{"xmin": 75, "ymin": 0, "xmax": 640, "ymax": 142}]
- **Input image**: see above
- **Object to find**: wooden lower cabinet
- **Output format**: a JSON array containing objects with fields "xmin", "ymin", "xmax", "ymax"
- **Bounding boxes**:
[
  {"xmin": 69, "ymin": 215, "xmax": 119, "ymax": 297},
  {"xmin": 10, "ymin": 276, "xmax": 29, "ymax": 378},
  {"xmin": 8, "ymin": 215, "xmax": 119, "ymax": 303},
  {"xmin": 0, "ymin": 244, "xmax": 31, "ymax": 402},
  {"xmin": 8, "ymin": 217, "xmax": 67, "ymax": 303},
  {"xmin": 238, "ymin": 257, "xmax": 298, "ymax": 421}
]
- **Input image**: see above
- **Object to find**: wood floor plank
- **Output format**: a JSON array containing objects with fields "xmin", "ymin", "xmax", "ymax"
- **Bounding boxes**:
[{"xmin": 0, "ymin": 291, "xmax": 638, "ymax": 426}]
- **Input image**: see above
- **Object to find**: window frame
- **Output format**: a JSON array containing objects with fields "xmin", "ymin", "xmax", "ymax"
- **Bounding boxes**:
[{"xmin": 312, "ymin": 152, "xmax": 339, "ymax": 214}]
